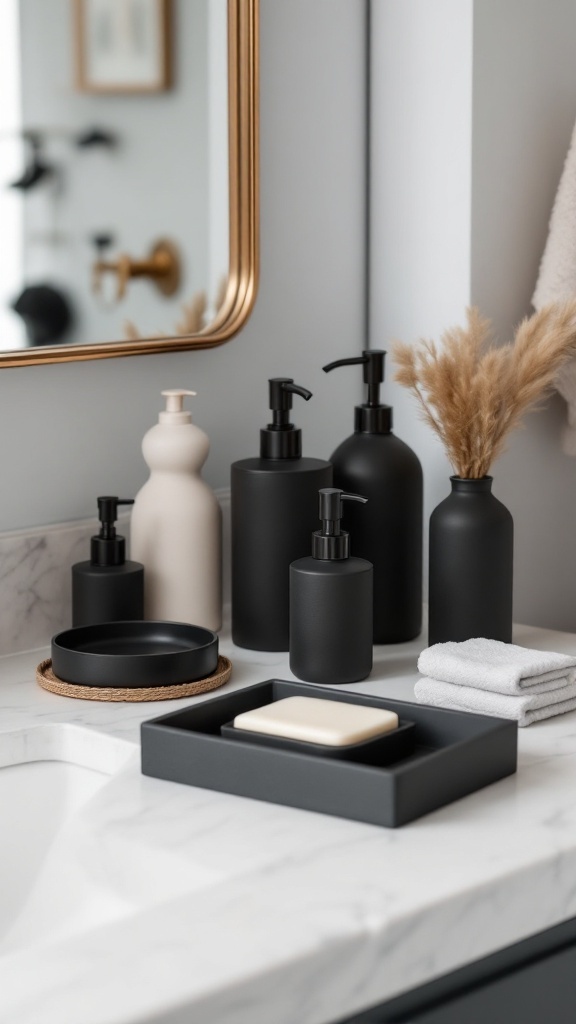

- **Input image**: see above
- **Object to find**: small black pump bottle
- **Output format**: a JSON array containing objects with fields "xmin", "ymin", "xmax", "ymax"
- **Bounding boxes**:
[
  {"xmin": 290, "ymin": 488, "xmax": 373, "ymax": 685},
  {"xmin": 231, "ymin": 378, "xmax": 332, "ymax": 651},
  {"xmin": 72, "ymin": 497, "xmax": 144, "ymax": 627},
  {"xmin": 324, "ymin": 350, "xmax": 423, "ymax": 644}
]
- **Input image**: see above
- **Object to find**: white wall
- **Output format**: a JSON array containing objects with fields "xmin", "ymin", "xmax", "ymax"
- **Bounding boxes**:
[
  {"xmin": 0, "ymin": 0, "xmax": 25, "ymax": 349},
  {"xmin": 0, "ymin": 0, "xmax": 367, "ymax": 532},
  {"xmin": 369, "ymin": 0, "xmax": 474, "ymax": 565},
  {"xmin": 370, "ymin": 0, "xmax": 576, "ymax": 632}
]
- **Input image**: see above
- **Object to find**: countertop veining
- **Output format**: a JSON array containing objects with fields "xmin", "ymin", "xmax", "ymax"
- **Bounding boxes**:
[{"xmin": 1, "ymin": 623, "xmax": 576, "ymax": 1023}]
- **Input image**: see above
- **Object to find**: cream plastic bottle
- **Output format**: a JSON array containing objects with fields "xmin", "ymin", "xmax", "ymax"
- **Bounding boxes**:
[{"xmin": 131, "ymin": 390, "xmax": 222, "ymax": 631}]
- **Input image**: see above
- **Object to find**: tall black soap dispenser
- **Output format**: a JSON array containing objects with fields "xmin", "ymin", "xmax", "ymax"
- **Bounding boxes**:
[
  {"xmin": 290, "ymin": 488, "xmax": 373, "ymax": 684},
  {"xmin": 231, "ymin": 378, "xmax": 332, "ymax": 651},
  {"xmin": 324, "ymin": 350, "xmax": 423, "ymax": 644},
  {"xmin": 72, "ymin": 497, "xmax": 144, "ymax": 627}
]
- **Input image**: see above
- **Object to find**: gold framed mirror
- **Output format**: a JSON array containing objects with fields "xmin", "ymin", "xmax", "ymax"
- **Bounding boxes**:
[{"xmin": 0, "ymin": 0, "xmax": 258, "ymax": 367}]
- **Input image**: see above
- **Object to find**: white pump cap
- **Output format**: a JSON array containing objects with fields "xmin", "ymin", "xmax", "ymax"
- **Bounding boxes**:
[{"xmin": 159, "ymin": 389, "xmax": 197, "ymax": 424}]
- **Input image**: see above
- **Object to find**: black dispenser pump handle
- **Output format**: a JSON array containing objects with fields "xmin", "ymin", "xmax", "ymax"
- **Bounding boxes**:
[
  {"xmin": 323, "ymin": 350, "xmax": 392, "ymax": 434},
  {"xmin": 91, "ymin": 496, "xmax": 134, "ymax": 567},
  {"xmin": 312, "ymin": 487, "xmax": 368, "ymax": 560},
  {"xmin": 261, "ymin": 378, "xmax": 313, "ymax": 459},
  {"xmin": 268, "ymin": 378, "xmax": 312, "ymax": 427}
]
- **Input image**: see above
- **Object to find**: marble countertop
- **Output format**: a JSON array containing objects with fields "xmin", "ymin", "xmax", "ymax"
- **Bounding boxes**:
[{"xmin": 2, "ymin": 623, "xmax": 576, "ymax": 1024}]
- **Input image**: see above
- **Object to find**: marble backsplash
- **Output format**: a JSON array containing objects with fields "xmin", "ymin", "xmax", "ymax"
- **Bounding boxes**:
[{"xmin": 0, "ymin": 489, "xmax": 231, "ymax": 656}]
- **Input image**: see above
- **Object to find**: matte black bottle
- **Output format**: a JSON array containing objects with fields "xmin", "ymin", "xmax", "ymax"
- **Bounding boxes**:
[
  {"xmin": 290, "ymin": 488, "xmax": 373, "ymax": 684},
  {"xmin": 72, "ymin": 497, "xmax": 144, "ymax": 627},
  {"xmin": 231, "ymin": 379, "xmax": 332, "ymax": 651},
  {"xmin": 324, "ymin": 350, "xmax": 423, "ymax": 644},
  {"xmin": 428, "ymin": 476, "xmax": 513, "ymax": 646}
]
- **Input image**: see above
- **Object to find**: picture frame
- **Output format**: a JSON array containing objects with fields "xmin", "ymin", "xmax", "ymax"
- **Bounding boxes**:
[{"xmin": 74, "ymin": 0, "xmax": 172, "ymax": 94}]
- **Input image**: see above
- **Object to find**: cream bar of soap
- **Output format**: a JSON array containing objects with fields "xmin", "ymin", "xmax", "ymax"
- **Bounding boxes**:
[{"xmin": 233, "ymin": 696, "xmax": 399, "ymax": 747}]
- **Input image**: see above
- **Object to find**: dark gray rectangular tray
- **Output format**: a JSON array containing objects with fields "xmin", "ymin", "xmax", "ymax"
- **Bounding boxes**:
[{"xmin": 140, "ymin": 679, "xmax": 518, "ymax": 828}]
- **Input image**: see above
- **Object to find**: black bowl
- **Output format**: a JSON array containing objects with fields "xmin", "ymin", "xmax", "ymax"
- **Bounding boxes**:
[{"xmin": 52, "ymin": 621, "xmax": 219, "ymax": 688}]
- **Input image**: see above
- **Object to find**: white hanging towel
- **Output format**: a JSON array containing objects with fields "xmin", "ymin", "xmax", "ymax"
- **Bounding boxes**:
[{"xmin": 533, "ymin": 118, "xmax": 576, "ymax": 454}]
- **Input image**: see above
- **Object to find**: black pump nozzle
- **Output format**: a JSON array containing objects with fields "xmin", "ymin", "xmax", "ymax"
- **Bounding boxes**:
[
  {"xmin": 261, "ymin": 378, "xmax": 313, "ymax": 459},
  {"xmin": 313, "ymin": 487, "xmax": 368, "ymax": 560},
  {"xmin": 268, "ymin": 378, "xmax": 312, "ymax": 427},
  {"xmin": 91, "ymin": 496, "xmax": 134, "ymax": 567},
  {"xmin": 323, "ymin": 350, "xmax": 391, "ymax": 434}
]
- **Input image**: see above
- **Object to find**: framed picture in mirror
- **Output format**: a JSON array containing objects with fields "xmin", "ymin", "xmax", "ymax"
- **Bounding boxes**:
[{"xmin": 74, "ymin": 0, "xmax": 172, "ymax": 94}]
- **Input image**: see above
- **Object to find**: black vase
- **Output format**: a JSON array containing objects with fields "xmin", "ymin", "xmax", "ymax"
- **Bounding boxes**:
[{"xmin": 428, "ymin": 476, "xmax": 513, "ymax": 646}]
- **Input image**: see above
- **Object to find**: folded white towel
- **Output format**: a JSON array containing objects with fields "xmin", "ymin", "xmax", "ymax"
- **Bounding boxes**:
[
  {"xmin": 418, "ymin": 638, "xmax": 576, "ymax": 696},
  {"xmin": 415, "ymin": 677, "xmax": 576, "ymax": 727}
]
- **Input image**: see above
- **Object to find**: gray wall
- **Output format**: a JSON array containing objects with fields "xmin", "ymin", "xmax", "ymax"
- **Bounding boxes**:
[
  {"xmin": 0, "ymin": 0, "xmax": 367, "ymax": 531},
  {"xmin": 370, "ymin": 0, "xmax": 576, "ymax": 632}
]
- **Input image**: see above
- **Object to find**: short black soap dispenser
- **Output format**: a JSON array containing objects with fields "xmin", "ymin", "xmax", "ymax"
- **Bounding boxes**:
[
  {"xmin": 290, "ymin": 488, "xmax": 373, "ymax": 685},
  {"xmin": 72, "ymin": 497, "xmax": 144, "ymax": 627},
  {"xmin": 231, "ymin": 378, "xmax": 333, "ymax": 651},
  {"xmin": 324, "ymin": 350, "xmax": 423, "ymax": 644}
]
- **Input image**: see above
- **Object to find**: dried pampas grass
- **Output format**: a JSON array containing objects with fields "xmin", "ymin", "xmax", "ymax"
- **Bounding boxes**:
[
  {"xmin": 123, "ymin": 289, "xmax": 208, "ymax": 341},
  {"xmin": 393, "ymin": 302, "xmax": 576, "ymax": 478},
  {"xmin": 122, "ymin": 277, "xmax": 230, "ymax": 342},
  {"xmin": 174, "ymin": 290, "xmax": 208, "ymax": 336}
]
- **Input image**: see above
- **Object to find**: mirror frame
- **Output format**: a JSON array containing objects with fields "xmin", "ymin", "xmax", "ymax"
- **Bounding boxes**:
[{"xmin": 1, "ymin": 0, "xmax": 259, "ymax": 368}]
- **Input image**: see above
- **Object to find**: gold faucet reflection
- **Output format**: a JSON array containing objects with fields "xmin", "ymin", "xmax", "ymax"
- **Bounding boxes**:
[{"xmin": 92, "ymin": 238, "xmax": 181, "ymax": 303}]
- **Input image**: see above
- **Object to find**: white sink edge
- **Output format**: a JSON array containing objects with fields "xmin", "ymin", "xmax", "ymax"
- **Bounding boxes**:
[{"xmin": 0, "ymin": 723, "xmax": 136, "ymax": 776}]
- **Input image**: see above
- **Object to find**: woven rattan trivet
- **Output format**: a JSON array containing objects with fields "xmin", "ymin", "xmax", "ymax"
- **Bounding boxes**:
[{"xmin": 36, "ymin": 655, "xmax": 232, "ymax": 702}]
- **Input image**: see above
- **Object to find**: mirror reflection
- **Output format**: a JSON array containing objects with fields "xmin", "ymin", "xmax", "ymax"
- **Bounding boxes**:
[{"xmin": 0, "ymin": 0, "xmax": 230, "ymax": 351}]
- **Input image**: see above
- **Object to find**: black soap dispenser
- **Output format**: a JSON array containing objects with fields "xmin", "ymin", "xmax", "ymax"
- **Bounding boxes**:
[
  {"xmin": 290, "ymin": 488, "xmax": 373, "ymax": 684},
  {"xmin": 72, "ymin": 497, "xmax": 145, "ymax": 627},
  {"xmin": 324, "ymin": 350, "xmax": 423, "ymax": 644},
  {"xmin": 231, "ymin": 378, "xmax": 333, "ymax": 651}
]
